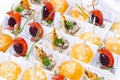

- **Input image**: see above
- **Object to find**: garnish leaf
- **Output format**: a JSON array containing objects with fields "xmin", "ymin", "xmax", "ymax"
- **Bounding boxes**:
[
  {"xmin": 65, "ymin": 21, "xmax": 74, "ymax": 30},
  {"xmin": 54, "ymin": 38, "xmax": 65, "ymax": 46},
  {"xmin": 16, "ymin": 6, "xmax": 24, "ymax": 13},
  {"xmin": 42, "ymin": 57, "xmax": 51, "ymax": 66}
]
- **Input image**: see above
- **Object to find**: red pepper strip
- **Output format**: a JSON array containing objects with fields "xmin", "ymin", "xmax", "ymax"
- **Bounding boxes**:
[
  {"xmin": 13, "ymin": 37, "xmax": 28, "ymax": 56},
  {"xmin": 90, "ymin": 10, "xmax": 103, "ymax": 25},
  {"xmin": 97, "ymin": 48, "xmax": 114, "ymax": 68}
]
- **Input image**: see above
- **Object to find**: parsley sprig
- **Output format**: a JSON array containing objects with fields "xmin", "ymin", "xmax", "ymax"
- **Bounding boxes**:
[
  {"xmin": 54, "ymin": 38, "xmax": 65, "ymax": 46},
  {"xmin": 65, "ymin": 21, "xmax": 74, "ymax": 30}
]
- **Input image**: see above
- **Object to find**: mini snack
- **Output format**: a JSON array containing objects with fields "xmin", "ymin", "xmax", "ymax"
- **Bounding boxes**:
[
  {"xmin": 69, "ymin": 5, "xmax": 89, "ymax": 21},
  {"xmin": 0, "ymin": 34, "xmax": 12, "ymax": 52},
  {"xmin": 22, "ymin": 67, "xmax": 47, "ymax": 80},
  {"xmin": 111, "ymin": 22, "xmax": 120, "ymax": 34},
  {"xmin": 7, "ymin": 11, "xmax": 21, "ymax": 30},
  {"xmin": 35, "ymin": 46, "xmax": 56, "ymax": 70},
  {"xmin": 104, "ymin": 36, "xmax": 120, "ymax": 55},
  {"xmin": 42, "ymin": 1, "xmax": 55, "ymax": 25},
  {"xmin": 89, "ymin": 10, "xmax": 103, "ymax": 26},
  {"xmin": 84, "ymin": 69, "xmax": 104, "ymax": 80},
  {"xmin": 80, "ymin": 32, "xmax": 101, "ymax": 45},
  {"xmin": 0, "ymin": 61, "xmax": 21, "ymax": 80},
  {"xmin": 59, "ymin": 60, "xmax": 83, "ymax": 80},
  {"xmin": 49, "ymin": 0, "xmax": 69, "ymax": 13},
  {"xmin": 61, "ymin": 15, "xmax": 80, "ymax": 35},
  {"xmin": 97, "ymin": 47, "xmax": 114, "ymax": 68},
  {"xmin": 28, "ymin": 22, "xmax": 44, "ymax": 41},
  {"xmin": 52, "ymin": 28, "xmax": 69, "ymax": 53},
  {"xmin": 71, "ymin": 43, "xmax": 94, "ymax": 63},
  {"xmin": 13, "ymin": 37, "xmax": 28, "ymax": 56}
]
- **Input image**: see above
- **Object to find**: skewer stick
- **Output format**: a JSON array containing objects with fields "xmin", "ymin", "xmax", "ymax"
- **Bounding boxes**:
[
  {"xmin": 14, "ymin": 24, "xmax": 19, "ymax": 39},
  {"xmin": 93, "ymin": 17, "xmax": 96, "ymax": 34}
]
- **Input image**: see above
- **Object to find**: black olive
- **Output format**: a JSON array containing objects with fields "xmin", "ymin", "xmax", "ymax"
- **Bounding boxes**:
[
  {"xmin": 100, "ymin": 53, "xmax": 109, "ymax": 67},
  {"xmin": 14, "ymin": 43, "xmax": 23, "ymax": 54},
  {"xmin": 91, "ymin": 14, "xmax": 100, "ymax": 24},
  {"xmin": 29, "ymin": 26, "xmax": 38, "ymax": 37},
  {"xmin": 8, "ymin": 17, "xmax": 16, "ymax": 27},
  {"xmin": 42, "ymin": 6, "xmax": 49, "ymax": 19}
]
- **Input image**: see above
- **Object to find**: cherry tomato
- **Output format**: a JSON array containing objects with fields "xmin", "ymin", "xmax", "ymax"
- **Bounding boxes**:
[
  {"xmin": 7, "ymin": 11, "xmax": 21, "ymax": 30},
  {"xmin": 28, "ymin": 22, "xmax": 44, "ymax": 41},
  {"xmin": 42, "ymin": 2, "xmax": 55, "ymax": 21},
  {"xmin": 90, "ymin": 10, "xmax": 103, "ymax": 26},
  {"xmin": 13, "ymin": 37, "xmax": 28, "ymax": 56},
  {"xmin": 97, "ymin": 47, "xmax": 114, "ymax": 68}
]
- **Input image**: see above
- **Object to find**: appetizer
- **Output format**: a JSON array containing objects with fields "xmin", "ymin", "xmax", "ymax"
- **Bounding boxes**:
[
  {"xmin": 59, "ymin": 60, "xmax": 83, "ymax": 80},
  {"xmin": 35, "ymin": 46, "xmax": 56, "ymax": 70},
  {"xmin": 69, "ymin": 5, "xmax": 89, "ymax": 21},
  {"xmin": 71, "ymin": 43, "xmax": 94, "ymax": 63},
  {"xmin": 0, "ymin": 34, "xmax": 12, "ymax": 52},
  {"xmin": 0, "ymin": 61, "xmax": 21, "ymax": 80},
  {"xmin": 14, "ymin": 0, "xmax": 35, "ymax": 19},
  {"xmin": 28, "ymin": 22, "xmax": 44, "ymax": 41},
  {"xmin": 13, "ymin": 37, "xmax": 28, "ymax": 56},
  {"xmin": 61, "ymin": 15, "xmax": 80, "ymax": 35},
  {"xmin": 80, "ymin": 32, "xmax": 101, "ymax": 45},
  {"xmin": 89, "ymin": 10, "xmax": 103, "ymax": 26},
  {"xmin": 22, "ymin": 67, "xmax": 47, "ymax": 80},
  {"xmin": 49, "ymin": 0, "xmax": 69, "ymax": 13},
  {"xmin": 52, "ymin": 28, "xmax": 69, "ymax": 53},
  {"xmin": 111, "ymin": 22, "xmax": 120, "ymax": 35},
  {"xmin": 42, "ymin": 1, "xmax": 55, "ymax": 25},
  {"xmin": 104, "ymin": 36, "xmax": 120, "ymax": 55},
  {"xmin": 97, "ymin": 47, "xmax": 114, "ymax": 68},
  {"xmin": 83, "ymin": 69, "xmax": 104, "ymax": 80},
  {"xmin": 7, "ymin": 11, "xmax": 21, "ymax": 30}
]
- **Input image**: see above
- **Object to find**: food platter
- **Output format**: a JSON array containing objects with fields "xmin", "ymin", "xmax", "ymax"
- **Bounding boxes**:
[{"xmin": 0, "ymin": 0, "xmax": 120, "ymax": 80}]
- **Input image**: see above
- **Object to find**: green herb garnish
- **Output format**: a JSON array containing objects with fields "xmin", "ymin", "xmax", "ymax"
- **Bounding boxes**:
[
  {"xmin": 16, "ymin": 6, "xmax": 24, "ymax": 13},
  {"xmin": 54, "ymin": 38, "xmax": 65, "ymax": 46},
  {"xmin": 42, "ymin": 57, "xmax": 51, "ymax": 66},
  {"xmin": 47, "ymin": 20, "xmax": 52, "ymax": 24},
  {"xmin": 65, "ymin": 21, "xmax": 74, "ymax": 30},
  {"xmin": 35, "ymin": 0, "xmax": 41, "ymax": 3}
]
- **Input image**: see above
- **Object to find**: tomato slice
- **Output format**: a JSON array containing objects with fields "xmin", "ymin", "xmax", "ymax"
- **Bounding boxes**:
[
  {"xmin": 52, "ymin": 74, "xmax": 65, "ymax": 80},
  {"xmin": 97, "ymin": 47, "xmax": 114, "ymax": 68},
  {"xmin": 13, "ymin": 37, "xmax": 28, "ymax": 56},
  {"xmin": 28, "ymin": 22, "xmax": 44, "ymax": 41},
  {"xmin": 7, "ymin": 11, "xmax": 21, "ymax": 30},
  {"xmin": 90, "ymin": 10, "xmax": 103, "ymax": 26},
  {"xmin": 43, "ymin": 2, "xmax": 55, "ymax": 21}
]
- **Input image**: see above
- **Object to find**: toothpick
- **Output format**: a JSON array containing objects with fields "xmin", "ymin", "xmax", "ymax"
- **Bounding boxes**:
[
  {"xmin": 14, "ymin": 24, "xmax": 19, "ymax": 38},
  {"xmin": 93, "ymin": 17, "xmax": 96, "ymax": 34}
]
